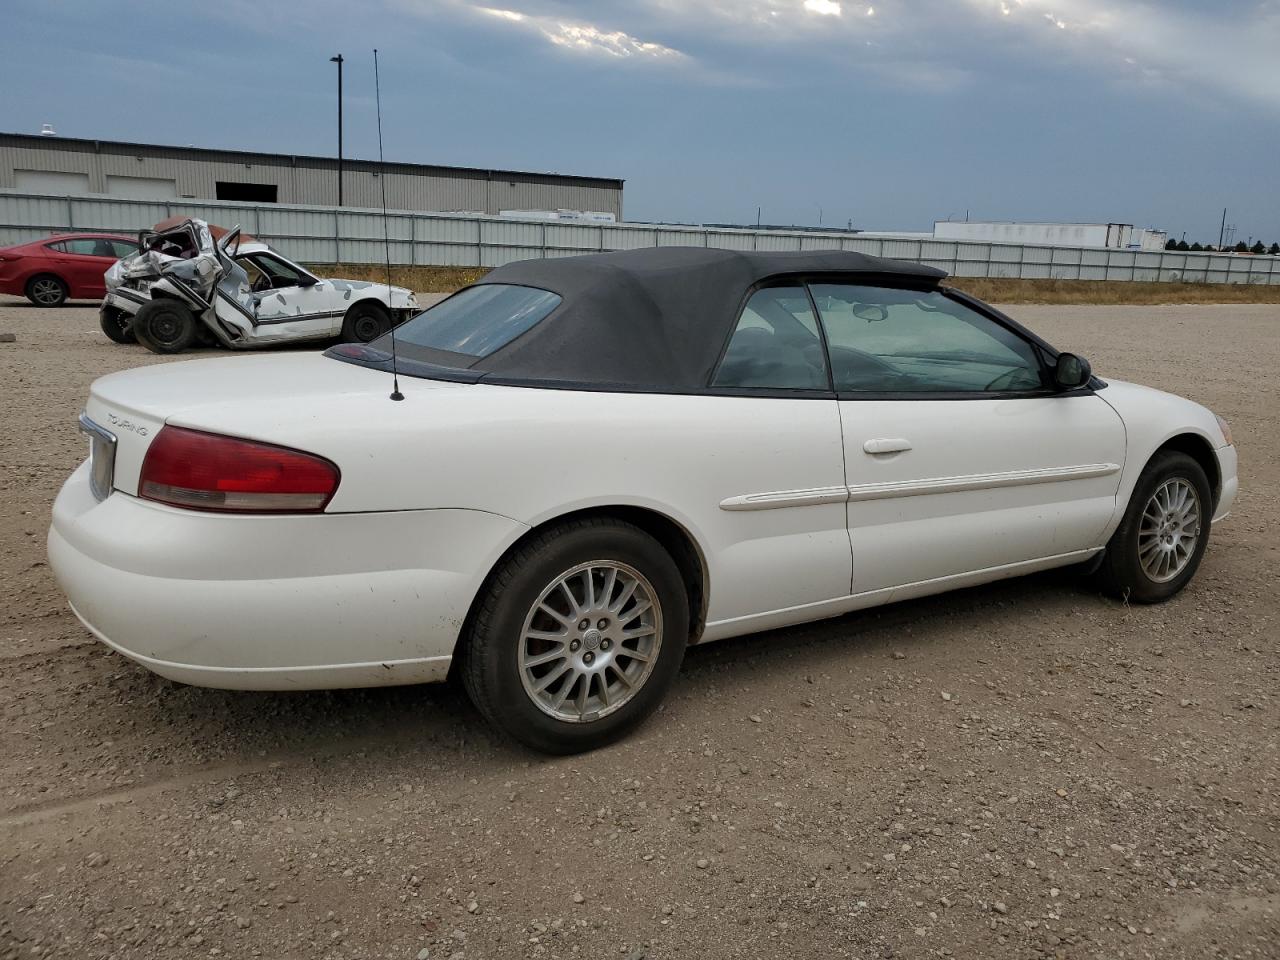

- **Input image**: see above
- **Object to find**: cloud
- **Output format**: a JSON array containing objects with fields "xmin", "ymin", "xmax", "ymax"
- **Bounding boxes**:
[
  {"xmin": 473, "ymin": 5, "xmax": 686, "ymax": 60},
  {"xmin": 420, "ymin": 0, "xmax": 1280, "ymax": 108},
  {"xmin": 963, "ymin": 0, "xmax": 1280, "ymax": 108}
]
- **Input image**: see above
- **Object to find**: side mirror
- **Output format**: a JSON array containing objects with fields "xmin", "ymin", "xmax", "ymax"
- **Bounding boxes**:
[{"xmin": 1054, "ymin": 352, "xmax": 1092, "ymax": 390}]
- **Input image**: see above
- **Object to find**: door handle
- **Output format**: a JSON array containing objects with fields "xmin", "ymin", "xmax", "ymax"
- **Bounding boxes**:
[{"xmin": 863, "ymin": 438, "xmax": 912, "ymax": 455}]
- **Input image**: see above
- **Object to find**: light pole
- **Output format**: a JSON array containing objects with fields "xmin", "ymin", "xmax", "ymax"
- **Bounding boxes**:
[{"xmin": 330, "ymin": 54, "xmax": 344, "ymax": 206}]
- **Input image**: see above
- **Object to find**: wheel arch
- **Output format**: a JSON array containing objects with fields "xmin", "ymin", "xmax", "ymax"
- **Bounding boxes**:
[
  {"xmin": 345, "ymin": 296, "xmax": 391, "ymax": 318},
  {"xmin": 1149, "ymin": 431, "xmax": 1222, "ymax": 508},
  {"xmin": 454, "ymin": 504, "xmax": 710, "ymax": 669},
  {"xmin": 25, "ymin": 271, "xmax": 68, "ymax": 301}
]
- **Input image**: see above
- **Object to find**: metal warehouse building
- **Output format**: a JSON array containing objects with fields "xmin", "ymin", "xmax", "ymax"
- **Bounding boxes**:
[{"xmin": 0, "ymin": 132, "xmax": 623, "ymax": 218}]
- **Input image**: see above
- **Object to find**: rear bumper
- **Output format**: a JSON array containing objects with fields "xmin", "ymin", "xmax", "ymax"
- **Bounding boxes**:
[
  {"xmin": 48, "ymin": 462, "xmax": 527, "ymax": 690},
  {"xmin": 103, "ymin": 290, "xmax": 145, "ymax": 317}
]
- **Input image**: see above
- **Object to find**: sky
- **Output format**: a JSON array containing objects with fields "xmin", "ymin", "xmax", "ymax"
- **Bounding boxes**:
[{"xmin": 3, "ymin": 0, "xmax": 1279, "ymax": 243}]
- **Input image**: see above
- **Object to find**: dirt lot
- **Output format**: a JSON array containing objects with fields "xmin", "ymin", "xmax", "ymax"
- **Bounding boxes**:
[{"xmin": 2, "ymin": 296, "xmax": 1277, "ymax": 960}]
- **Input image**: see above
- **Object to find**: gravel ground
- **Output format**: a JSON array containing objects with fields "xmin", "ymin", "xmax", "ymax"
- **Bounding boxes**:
[{"xmin": 1, "ymin": 296, "xmax": 1277, "ymax": 960}]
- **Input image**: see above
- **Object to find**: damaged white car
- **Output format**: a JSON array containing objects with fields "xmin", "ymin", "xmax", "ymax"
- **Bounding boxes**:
[{"xmin": 100, "ymin": 218, "xmax": 417, "ymax": 353}]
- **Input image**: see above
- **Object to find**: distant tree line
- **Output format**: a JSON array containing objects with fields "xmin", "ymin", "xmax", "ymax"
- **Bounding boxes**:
[{"xmin": 1165, "ymin": 238, "xmax": 1280, "ymax": 255}]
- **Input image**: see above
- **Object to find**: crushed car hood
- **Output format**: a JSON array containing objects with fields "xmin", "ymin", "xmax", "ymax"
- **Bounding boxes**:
[{"xmin": 106, "ymin": 218, "xmax": 220, "ymax": 296}]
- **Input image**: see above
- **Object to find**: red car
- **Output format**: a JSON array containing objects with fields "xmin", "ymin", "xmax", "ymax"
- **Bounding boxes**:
[{"xmin": 0, "ymin": 233, "xmax": 140, "ymax": 307}]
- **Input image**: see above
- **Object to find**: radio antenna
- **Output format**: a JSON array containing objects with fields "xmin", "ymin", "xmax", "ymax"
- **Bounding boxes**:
[{"xmin": 373, "ymin": 48, "xmax": 404, "ymax": 401}]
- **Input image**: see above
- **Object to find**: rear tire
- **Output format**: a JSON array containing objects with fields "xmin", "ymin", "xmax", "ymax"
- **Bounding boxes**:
[
  {"xmin": 25, "ymin": 274, "xmax": 68, "ymax": 307},
  {"xmin": 1096, "ymin": 450, "xmax": 1212, "ymax": 603},
  {"xmin": 461, "ymin": 519, "xmax": 689, "ymax": 754},
  {"xmin": 99, "ymin": 306, "xmax": 136, "ymax": 344},
  {"xmin": 132, "ymin": 299, "xmax": 197, "ymax": 354},
  {"xmin": 341, "ymin": 301, "xmax": 391, "ymax": 343}
]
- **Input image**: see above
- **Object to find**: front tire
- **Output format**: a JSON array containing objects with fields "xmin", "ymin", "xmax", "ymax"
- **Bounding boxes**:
[
  {"xmin": 26, "ymin": 274, "xmax": 68, "ymax": 307},
  {"xmin": 1096, "ymin": 450, "xmax": 1212, "ymax": 603},
  {"xmin": 461, "ymin": 519, "xmax": 689, "ymax": 754},
  {"xmin": 132, "ymin": 299, "xmax": 197, "ymax": 354},
  {"xmin": 341, "ymin": 301, "xmax": 391, "ymax": 343}
]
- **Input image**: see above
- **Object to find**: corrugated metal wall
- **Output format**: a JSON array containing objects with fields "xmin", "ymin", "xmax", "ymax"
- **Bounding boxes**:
[
  {"xmin": 0, "ymin": 138, "xmax": 623, "ymax": 217},
  {"xmin": 2, "ymin": 191, "xmax": 1277, "ymax": 285}
]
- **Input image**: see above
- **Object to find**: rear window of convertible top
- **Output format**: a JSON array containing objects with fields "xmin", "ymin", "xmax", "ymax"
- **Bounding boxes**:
[{"xmin": 391, "ymin": 284, "xmax": 561, "ymax": 360}]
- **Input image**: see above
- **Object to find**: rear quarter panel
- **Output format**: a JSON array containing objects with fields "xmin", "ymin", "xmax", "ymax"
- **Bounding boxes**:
[
  {"xmin": 0, "ymin": 244, "xmax": 50, "ymax": 294},
  {"xmin": 159, "ymin": 377, "xmax": 851, "ymax": 625}
]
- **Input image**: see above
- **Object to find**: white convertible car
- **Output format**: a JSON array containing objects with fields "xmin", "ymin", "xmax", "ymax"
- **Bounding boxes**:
[{"xmin": 49, "ymin": 248, "xmax": 1237, "ymax": 753}]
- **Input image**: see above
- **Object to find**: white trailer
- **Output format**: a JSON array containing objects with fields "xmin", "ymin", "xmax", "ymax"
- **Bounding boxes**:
[{"xmin": 933, "ymin": 220, "xmax": 1147, "ymax": 250}]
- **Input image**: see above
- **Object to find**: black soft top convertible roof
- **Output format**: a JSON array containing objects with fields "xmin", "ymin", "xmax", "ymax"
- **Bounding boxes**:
[
  {"xmin": 465, "ymin": 247, "xmax": 946, "ymax": 390},
  {"xmin": 332, "ymin": 246, "xmax": 948, "ymax": 390}
]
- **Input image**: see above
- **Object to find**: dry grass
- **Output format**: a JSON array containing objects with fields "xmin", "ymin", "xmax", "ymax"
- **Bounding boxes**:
[
  {"xmin": 308, "ymin": 262, "xmax": 1280, "ymax": 305},
  {"xmin": 946, "ymin": 277, "xmax": 1280, "ymax": 305},
  {"xmin": 307, "ymin": 264, "xmax": 490, "ymax": 293}
]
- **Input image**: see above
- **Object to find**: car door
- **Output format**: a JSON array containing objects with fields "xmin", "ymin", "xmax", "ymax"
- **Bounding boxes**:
[
  {"xmin": 47, "ymin": 237, "xmax": 117, "ymax": 298},
  {"xmin": 810, "ymin": 282, "xmax": 1127, "ymax": 597},
  {"xmin": 243, "ymin": 253, "xmax": 344, "ymax": 335},
  {"xmin": 700, "ymin": 285, "xmax": 852, "ymax": 628}
]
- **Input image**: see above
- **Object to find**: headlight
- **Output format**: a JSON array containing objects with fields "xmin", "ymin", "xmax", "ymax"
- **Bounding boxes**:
[{"xmin": 1215, "ymin": 413, "xmax": 1233, "ymax": 447}]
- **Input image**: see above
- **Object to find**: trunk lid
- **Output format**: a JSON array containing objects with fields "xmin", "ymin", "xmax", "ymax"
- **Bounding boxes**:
[{"xmin": 85, "ymin": 352, "xmax": 468, "ymax": 502}]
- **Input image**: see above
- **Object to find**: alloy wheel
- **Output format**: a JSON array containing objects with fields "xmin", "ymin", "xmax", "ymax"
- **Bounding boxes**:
[
  {"xmin": 518, "ymin": 561, "xmax": 663, "ymax": 722},
  {"xmin": 31, "ymin": 278, "xmax": 64, "ymax": 305},
  {"xmin": 1137, "ymin": 477, "xmax": 1201, "ymax": 583}
]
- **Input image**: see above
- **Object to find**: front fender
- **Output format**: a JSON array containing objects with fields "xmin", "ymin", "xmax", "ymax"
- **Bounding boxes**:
[{"xmin": 1097, "ymin": 380, "xmax": 1235, "ymax": 535}]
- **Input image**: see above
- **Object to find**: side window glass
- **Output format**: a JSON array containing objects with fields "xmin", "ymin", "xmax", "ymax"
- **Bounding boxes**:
[
  {"xmin": 109, "ymin": 240, "xmax": 139, "ymax": 258},
  {"xmin": 237, "ymin": 257, "xmax": 270, "ymax": 292},
  {"xmin": 60, "ymin": 238, "xmax": 102, "ymax": 256},
  {"xmin": 255, "ymin": 255, "xmax": 305, "ymax": 286},
  {"xmin": 810, "ymin": 284, "xmax": 1046, "ymax": 394},
  {"xmin": 712, "ymin": 287, "xmax": 828, "ymax": 391}
]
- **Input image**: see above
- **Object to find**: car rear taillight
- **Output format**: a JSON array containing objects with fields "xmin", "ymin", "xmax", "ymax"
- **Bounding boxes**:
[{"xmin": 139, "ymin": 426, "xmax": 340, "ymax": 513}]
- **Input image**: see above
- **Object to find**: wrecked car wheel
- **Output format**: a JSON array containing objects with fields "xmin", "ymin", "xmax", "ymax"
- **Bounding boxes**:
[
  {"xmin": 26, "ymin": 274, "xmax": 68, "ymax": 307},
  {"xmin": 133, "ymin": 300, "xmax": 197, "ymax": 354},
  {"xmin": 99, "ymin": 306, "xmax": 136, "ymax": 344},
  {"xmin": 341, "ymin": 302, "xmax": 391, "ymax": 343}
]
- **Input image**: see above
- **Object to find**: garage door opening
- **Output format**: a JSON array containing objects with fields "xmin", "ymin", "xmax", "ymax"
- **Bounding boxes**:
[
  {"xmin": 106, "ymin": 175, "xmax": 177, "ymax": 199},
  {"xmin": 14, "ymin": 169, "xmax": 91, "ymax": 194},
  {"xmin": 215, "ymin": 182, "xmax": 278, "ymax": 203}
]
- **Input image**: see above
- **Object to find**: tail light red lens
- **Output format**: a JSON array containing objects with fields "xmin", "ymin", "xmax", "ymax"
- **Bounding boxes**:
[{"xmin": 139, "ymin": 426, "xmax": 340, "ymax": 513}]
